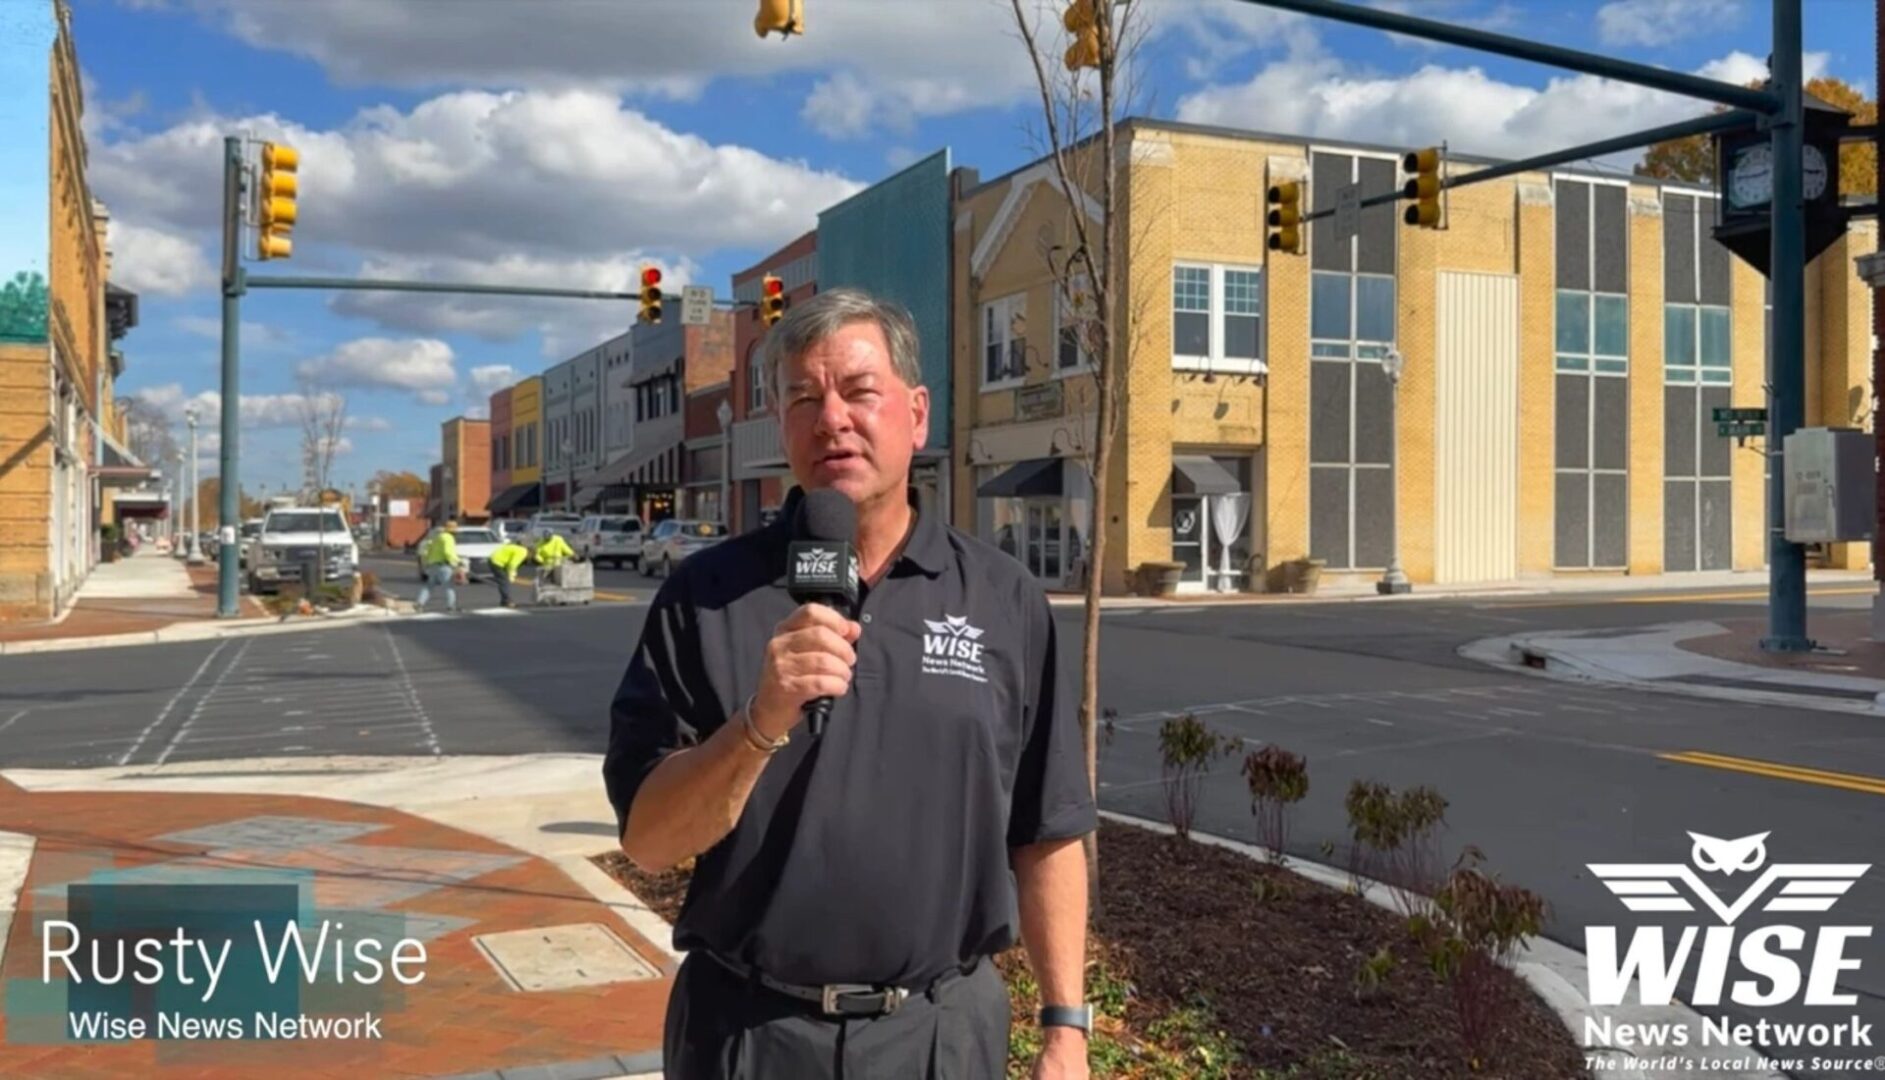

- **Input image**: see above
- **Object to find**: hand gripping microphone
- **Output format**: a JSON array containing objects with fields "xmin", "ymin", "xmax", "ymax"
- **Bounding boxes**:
[{"xmin": 785, "ymin": 489, "xmax": 860, "ymax": 737}]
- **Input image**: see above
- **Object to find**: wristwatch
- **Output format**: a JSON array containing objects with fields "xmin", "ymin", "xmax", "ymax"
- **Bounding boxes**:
[{"xmin": 1038, "ymin": 1004, "xmax": 1092, "ymax": 1034}]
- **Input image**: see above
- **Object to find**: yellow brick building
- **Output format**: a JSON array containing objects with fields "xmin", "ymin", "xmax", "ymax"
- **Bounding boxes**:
[
  {"xmin": 0, "ymin": 0, "xmax": 134, "ymax": 620},
  {"xmin": 952, "ymin": 119, "xmax": 1875, "ymax": 596}
]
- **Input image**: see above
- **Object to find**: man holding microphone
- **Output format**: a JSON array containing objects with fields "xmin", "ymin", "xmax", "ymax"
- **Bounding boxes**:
[{"xmin": 605, "ymin": 288, "xmax": 1094, "ymax": 1078}]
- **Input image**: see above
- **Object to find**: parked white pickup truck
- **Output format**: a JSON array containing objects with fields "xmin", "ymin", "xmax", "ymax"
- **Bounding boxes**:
[{"xmin": 246, "ymin": 507, "xmax": 358, "ymax": 595}]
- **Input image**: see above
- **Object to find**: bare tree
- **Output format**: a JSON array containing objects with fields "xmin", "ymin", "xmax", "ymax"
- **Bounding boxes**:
[
  {"xmin": 296, "ymin": 383, "xmax": 348, "ymax": 586},
  {"xmin": 1007, "ymin": 0, "xmax": 1154, "ymax": 886},
  {"xmin": 120, "ymin": 397, "xmax": 179, "ymax": 472}
]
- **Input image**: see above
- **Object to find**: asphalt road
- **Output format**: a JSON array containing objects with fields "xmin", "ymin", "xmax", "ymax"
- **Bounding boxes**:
[{"xmin": 3, "ymin": 580, "xmax": 1881, "ymax": 1074}]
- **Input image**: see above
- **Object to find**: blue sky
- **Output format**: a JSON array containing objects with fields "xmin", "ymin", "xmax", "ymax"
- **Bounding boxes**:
[{"xmin": 74, "ymin": 0, "xmax": 1874, "ymax": 495}]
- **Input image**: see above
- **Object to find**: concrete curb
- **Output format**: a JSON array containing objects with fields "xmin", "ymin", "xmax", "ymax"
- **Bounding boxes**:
[
  {"xmin": 0, "ymin": 604, "xmax": 401, "ymax": 656},
  {"xmin": 1460, "ymin": 627, "xmax": 1885, "ymax": 718},
  {"xmin": 1097, "ymin": 810, "xmax": 1788, "ymax": 1080}
]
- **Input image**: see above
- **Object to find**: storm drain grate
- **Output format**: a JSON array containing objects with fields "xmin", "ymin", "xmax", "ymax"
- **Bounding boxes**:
[{"xmin": 473, "ymin": 923, "xmax": 661, "ymax": 992}]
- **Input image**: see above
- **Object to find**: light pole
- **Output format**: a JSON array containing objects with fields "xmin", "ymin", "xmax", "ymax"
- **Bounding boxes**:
[
  {"xmin": 716, "ymin": 398, "xmax": 733, "ymax": 527},
  {"xmin": 1376, "ymin": 346, "xmax": 1411, "ymax": 595},
  {"xmin": 184, "ymin": 406, "xmax": 203, "ymax": 564}
]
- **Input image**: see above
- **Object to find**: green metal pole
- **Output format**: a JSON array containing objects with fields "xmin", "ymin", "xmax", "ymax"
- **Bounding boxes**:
[
  {"xmin": 1764, "ymin": 0, "xmax": 1810, "ymax": 651},
  {"xmin": 217, "ymin": 136, "xmax": 244, "ymax": 618}
]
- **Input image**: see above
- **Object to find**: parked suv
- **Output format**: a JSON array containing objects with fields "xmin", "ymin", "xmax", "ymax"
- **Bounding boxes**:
[
  {"xmin": 577, "ymin": 515, "xmax": 644, "ymax": 569},
  {"xmin": 247, "ymin": 507, "xmax": 358, "ymax": 595},
  {"xmin": 639, "ymin": 519, "xmax": 728, "ymax": 578},
  {"xmin": 525, "ymin": 512, "xmax": 584, "ymax": 545}
]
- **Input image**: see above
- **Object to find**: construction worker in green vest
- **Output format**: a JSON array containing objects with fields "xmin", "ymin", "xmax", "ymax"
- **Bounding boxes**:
[
  {"xmin": 415, "ymin": 520, "xmax": 460, "ymax": 614},
  {"xmin": 489, "ymin": 535, "xmax": 531, "ymax": 609}
]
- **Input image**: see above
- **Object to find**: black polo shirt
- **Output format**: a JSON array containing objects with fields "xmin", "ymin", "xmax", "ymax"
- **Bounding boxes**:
[{"xmin": 604, "ymin": 487, "xmax": 1096, "ymax": 988}]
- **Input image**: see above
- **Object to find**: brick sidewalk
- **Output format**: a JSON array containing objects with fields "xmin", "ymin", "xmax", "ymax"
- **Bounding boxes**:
[
  {"xmin": 0, "ymin": 565, "xmax": 266, "ymax": 645},
  {"xmin": 1677, "ymin": 610, "xmax": 1885, "ymax": 680},
  {"xmin": 0, "ymin": 773, "xmax": 669, "ymax": 1078}
]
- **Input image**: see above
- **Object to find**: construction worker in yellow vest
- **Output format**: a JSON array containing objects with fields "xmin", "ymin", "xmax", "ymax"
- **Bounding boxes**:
[
  {"xmin": 534, "ymin": 530, "xmax": 575, "ymax": 573},
  {"xmin": 415, "ymin": 521, "xmax": 460, "ymax": 614},
  {"xmin": 489, "ymin": 535, "xmax": 531, "ymax": 609}
]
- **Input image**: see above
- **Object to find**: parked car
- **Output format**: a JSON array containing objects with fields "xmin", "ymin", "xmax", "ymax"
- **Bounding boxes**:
[
  {"xmin": 525, "ymin": 512, "xmax": 584, "ymax": 545},
  {"xmin": 238, "ymin": 519, "xmax": 264, "ymax": 568},
  {"xmin": 247, "ymin": 508, "xmax": 358, "ymax": 595},
  {"xmin": 413, "ymin": 525, "xmax": 502, "ymax": 581},
  {"xmin": 490, "ymin": 518, "xmax": 531, "ymax": 543},
  {"xmin": 576, "ymin": 514, "xmax": 644, "ymax": 569},
  {"xmin": 639, "ymin": 518, "xmax": 729, "ymax": 578}
]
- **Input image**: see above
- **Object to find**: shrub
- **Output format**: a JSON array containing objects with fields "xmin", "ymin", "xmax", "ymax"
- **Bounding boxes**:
[
  {"xmin": 1408, "ymin": 849, "xmax": 1548, "ymax": 1070},
  {"xmin": 1241, "ymin": 745, "xmax": 1309, "ymax": 863},
  {"xmin": 1157, "ymin": 713, "xmax": 1238, "ymax": 841},
  {"xmin": 358, "ymin": 570, "xmax": 381, "ymax": 602},
  {"xmin": 1353, "ymin": 945, "xmax": 1397, "ymax": 1004},
  {"xmin": 1344, "ymin": 780, "xmax": 1450, "ymax": 913}
]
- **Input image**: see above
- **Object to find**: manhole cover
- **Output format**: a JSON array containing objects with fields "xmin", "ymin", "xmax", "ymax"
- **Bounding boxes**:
[{"xmin": 473, "ymin": 923, "xmax": 661, "ymax": 991}]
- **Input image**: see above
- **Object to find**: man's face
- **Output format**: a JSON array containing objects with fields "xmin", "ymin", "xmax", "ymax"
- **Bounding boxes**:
[{"xmin": 779, "ymin": 320, "xmax": 929, "ymax": 510}]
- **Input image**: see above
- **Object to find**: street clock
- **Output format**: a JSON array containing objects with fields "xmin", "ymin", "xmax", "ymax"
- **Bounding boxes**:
[{"xmin": 1711, "ymin": 88, "xmax": 1851, "ymax": 276}]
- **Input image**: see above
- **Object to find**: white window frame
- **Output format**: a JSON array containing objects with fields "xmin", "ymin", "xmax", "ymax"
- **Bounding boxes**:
[
  {"xmin": 980, "ymin": 293, "xmax": 1027, "ymax": 392},
  {"xmin": 1053, "ymin": 274, "xmax": 1096, "ymax": 378},
  {"xmin": 1171, "ymin": 262, "xmax": 1265, "ymax": 375},
  {"xmin": 748, "ymin": 349, "xmax": 767, "ymax": 413}
]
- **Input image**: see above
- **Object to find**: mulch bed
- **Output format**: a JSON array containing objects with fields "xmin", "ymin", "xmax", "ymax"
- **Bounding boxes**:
[{"xmin": 594, "ymin": 820, "xmax": 1584, "ymax": 1079}]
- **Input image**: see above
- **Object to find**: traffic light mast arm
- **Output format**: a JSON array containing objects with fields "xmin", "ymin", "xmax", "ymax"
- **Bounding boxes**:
[
  {"xmin": 1233, "ymin": 0, "xmax": 1775, "ymax": 114},
  {"xmin": 1295, "ymin": 108, "xmax": 1760, "ymax": 226}
]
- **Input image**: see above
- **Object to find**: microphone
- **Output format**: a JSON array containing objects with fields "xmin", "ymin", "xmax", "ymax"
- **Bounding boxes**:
[{"xmin": 785, "ymin": 489, "xmax": 860, "ymax": 737}]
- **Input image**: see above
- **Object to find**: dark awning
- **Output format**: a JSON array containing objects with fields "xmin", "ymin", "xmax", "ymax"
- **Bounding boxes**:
[
  {"xmin": 487, "ymin": 482, "xmax": 541, "ymax": 515},
  {"xmin": 976, "ymin": 457, "xmax": 1062, "ymax": 499},
  {"xmin": 577, "ymin": 483, "xmax": 634, "ymax": 509},
  {"xmin": 593, "ymin": 440, "xmax": 679, "ymax": 488},
  {"xmin": 1173, "ymin": 455, "xmax": 1241, "ymax": 496}
]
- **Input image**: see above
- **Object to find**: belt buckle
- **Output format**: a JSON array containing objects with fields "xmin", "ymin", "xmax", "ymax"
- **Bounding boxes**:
[{"xmin": 820, "ymin": 983, "xmax": 907, "ymax": 1017}]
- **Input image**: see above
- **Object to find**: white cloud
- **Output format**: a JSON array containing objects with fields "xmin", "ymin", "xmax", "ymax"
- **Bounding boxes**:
[
  {"xmin": 469, "ymin": 364, "xmax": 521, "ymax": 398},
  {"xmin": 1175, "ymin": 48, "xmax": 1815, "ymax": 165},
  {"xmin": 172, "ymin": 315, "xmax": 289, "ymax": 347},
  {"xmin": 1597, "ymin": 0, "xmax": 1742, "ymax": 47},
  {"xmin": 463, "ymin": 403, "xmax": 490, "ymax": 421},
  {"xmin": 128, "ymin": 384, "xmax": 345, "ymax": 429},
  {"xmin": 318, "ymin": 435, "xmax": 355, "ymax": 457},
  {"xmin": 295, "ymin": 337, "xmax": 457, "ymax": 399},
  {"xmin": 88, "ymin": 90, "xmax": 860, "ymax": 330},
  {"xmin": 146, "ymin": 0, "xmax": 1048, "ymax": 134},
  {"xmin": 803, "ymin": 72, "xmax": 879, "ymax": 140},
  {"xmin": 107, "ymin": 220, "xmax": 216, "ymax": 296},
  {"xmin": 348, "ymin": 415, "xmax": 395, "ymax": 432},
  {"xmin": 1694, "ymin": 50, "xmax": 1828, "ymax": 86}
]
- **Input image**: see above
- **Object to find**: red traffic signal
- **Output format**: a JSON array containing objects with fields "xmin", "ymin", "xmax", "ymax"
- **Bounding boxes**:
[
  {"xmin": 639, "ymin": 266, "xmax": 663, "ymax": 324},
  {"xmin": 760, "ymin": 273, "xmax": 787, "ymax": 326},
  {"xmin": 641, "ymin": 267, "xmax": 663, "ymax": 288}
]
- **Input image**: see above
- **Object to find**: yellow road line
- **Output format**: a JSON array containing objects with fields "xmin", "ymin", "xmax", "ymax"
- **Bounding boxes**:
[
  {"xmin": 1660, "ymin": 750, "xmax": 1885, "ymax": 797},
  {"xmin": 594, "ymin": 590, "xmax": 636, "ymax": 602}
]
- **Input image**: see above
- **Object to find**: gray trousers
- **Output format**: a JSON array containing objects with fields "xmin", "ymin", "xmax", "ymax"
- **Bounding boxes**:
[{"xmin": 662, "ymin": 952, "xmax": 1010, "ymax": 1079}]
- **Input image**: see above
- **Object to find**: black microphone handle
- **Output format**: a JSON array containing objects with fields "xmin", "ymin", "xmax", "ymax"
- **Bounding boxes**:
[{"xmin": 805, "ymin": 696, "xmax": 833, "ymax": 737}]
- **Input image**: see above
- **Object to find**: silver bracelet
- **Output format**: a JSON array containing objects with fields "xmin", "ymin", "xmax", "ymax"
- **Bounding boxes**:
[{"xmin": 741, "ymin": 693, "xmax": 788, "ymax": 754}]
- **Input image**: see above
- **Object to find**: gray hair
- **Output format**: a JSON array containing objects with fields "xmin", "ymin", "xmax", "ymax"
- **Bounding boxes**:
[{"xmin": 761, "ymin": 287, "xmax": 922, "ymax": 404}]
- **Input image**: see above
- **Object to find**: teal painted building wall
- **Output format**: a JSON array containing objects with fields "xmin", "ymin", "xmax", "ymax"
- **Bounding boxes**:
[
  {"xmin": 816, "ymin": 149, "xmax": 954, "ymax": 442},
  {"xmin": 0, "ymin": 0, "xmax": 52, "ymax": 342}
]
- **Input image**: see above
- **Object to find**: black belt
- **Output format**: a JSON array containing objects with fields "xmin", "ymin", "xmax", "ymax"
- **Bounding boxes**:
[{"xmin": 704, "ymin": 951, "xmax": 980, "ymax": 1019}]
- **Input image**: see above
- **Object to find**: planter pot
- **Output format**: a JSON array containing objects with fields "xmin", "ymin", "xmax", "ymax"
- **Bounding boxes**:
[
  {"xmin": 1288, "ymin": 558, "xmax": 1327, "ymax": 595},
  {"xmin": 1138, "ymin": 561, "xmax": 1185, "ymax": 598}
]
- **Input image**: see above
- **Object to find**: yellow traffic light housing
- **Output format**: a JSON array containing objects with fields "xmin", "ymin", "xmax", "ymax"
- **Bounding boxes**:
[
  {"xmin": 1266, "ymin": 181, "xmax": 1303, "ymax": 254},
  {"xmin": 639, "ymin": 267, "xmax": 664, "ymax": 324},
  {"xmin": 1402, "ymin": 146, "xmax": 1443, "ymax": 229},
  {"xmin": 755, "ymin": 0, "xmax": 803, "ymax": 38},
  {"xmin": 760, "ymin": 274, "xmax": 787, "ymax": 327},
  {"xmin": 257, "ymin": 141, "xmax": 299, "ymax": 260},
  {"xmin": 1063, "ymin": 0, "xmax": 1100, "ymax": 71}
]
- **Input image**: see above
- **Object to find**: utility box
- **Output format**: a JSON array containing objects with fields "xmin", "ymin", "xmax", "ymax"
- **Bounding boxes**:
[{"xmin": 1784, "ymin": 427, "xmax": 1875, "ymax": 543}]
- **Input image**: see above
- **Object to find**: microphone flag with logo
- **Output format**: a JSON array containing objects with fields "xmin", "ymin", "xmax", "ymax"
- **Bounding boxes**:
[{"xmin": 785, "ymin": 489, "xmax": 859, "ymax": 737}]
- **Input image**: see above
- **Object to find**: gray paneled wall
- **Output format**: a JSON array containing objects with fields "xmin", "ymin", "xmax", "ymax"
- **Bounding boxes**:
[
  {"xmin": 1553, "ymin": 178, "xmax": 1630, "ymax": 569},
  {"xmin": 1661, "ymin": 192, "xmax": 1733, "ymax": 572}
]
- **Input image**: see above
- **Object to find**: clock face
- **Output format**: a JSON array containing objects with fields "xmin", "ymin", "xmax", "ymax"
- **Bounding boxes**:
[
  {"xmin": 1729, "ymin": 143, "xmax": 1774, "ymax": 209},
  {"xmin": 1802, "ymin": 144, "xmax": 1829, "ymax": 201}
]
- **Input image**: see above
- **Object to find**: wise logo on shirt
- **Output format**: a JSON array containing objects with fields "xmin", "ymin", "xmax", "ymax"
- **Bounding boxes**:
[{"xmin": 921, "ymin": 615, "xmax": 988, "ymax": 684}]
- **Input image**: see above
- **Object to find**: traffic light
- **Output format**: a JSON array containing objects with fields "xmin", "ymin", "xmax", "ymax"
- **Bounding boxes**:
[
  {"xmin": 639, "ymin": 267, "xmax": 663, "ymax": 324},
  {"xmin": 257, "ymin": 141, "xmax": 299, "ymax": 260},
  {"xmin": 1402, "ymin": 146, "xmax": 1443, "ymax": 228},
  {"xmin": 760, "ymin": 274, "xmax": 787, "ymax": 326},
  {"xmin": 1266, "ymin": 181, "xmax": 1303, "ymax": 254},
  {"xmin": 755, "ymin": 0, "xmax": 803, "ymax": 37},
  {"xmin": 1063, "ymin": 0, "xmax": 1100, "ymax": 71}
]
